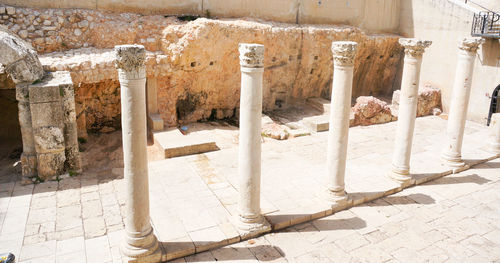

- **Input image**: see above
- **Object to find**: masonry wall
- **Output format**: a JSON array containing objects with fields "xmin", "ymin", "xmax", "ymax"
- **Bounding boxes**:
[
  {"xmin": 0, "ymin": 0, "xmax": 400, "ymax": 33},
  {"xmin": 399, "ymin": 0, "xmax": 500, "ymax": 123}
]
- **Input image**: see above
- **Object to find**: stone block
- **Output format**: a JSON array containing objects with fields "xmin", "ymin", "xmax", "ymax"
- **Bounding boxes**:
[
  {"xmin": 37, "ymin": 151, "xmax": 66, "ymax": 180},
  {"xmin": 21, "ymin": 153, "xmax": 37, "ymax": 178},
  {"xmin": 302, "ymin": 115, "xmax": 329, "ymax": 132},
  {"xmin": 29, "ymin": 101, "xmax": 64, "ymax": 128},
  {"xmin": 153, "ymin": 128, "xmax": 219, "ymax": 159},
  {"xmin": 148, "ymin": 113, "xmax": 164, "ymax": 131},
  {"xmin": 29, "ymin": 84, "xmax": 61, "ymax": 104},
  {"xmin": 33, "ymin": 126, "xmax": 65, "ymax": 153},
  {"xmin": 15, "ymin": 84, "xmax": 30, "ymax": 102},
  {"xmin": 63, "ymin": 122, "xmax": 79, "ymax": 147},
  {"xmin": 65, "ymin": 145, "xmax": 81, "ymax": 172}
]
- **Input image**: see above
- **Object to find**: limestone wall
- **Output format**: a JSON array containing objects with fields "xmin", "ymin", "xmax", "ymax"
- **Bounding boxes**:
[
  {"xmin": 1, "ymin": 0, "xmax": 400, "ymax": 33},
  {"xmin": 39, "ymin": 19, "xmax": 403, "ymax": 131},
  {"xmin": 399, "ymin": 0, "xmax": 500, "ymax": 123}
]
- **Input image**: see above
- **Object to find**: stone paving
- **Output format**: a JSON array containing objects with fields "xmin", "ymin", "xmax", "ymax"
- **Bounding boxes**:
[
  {"xmin": 178, "ymin": 159, "xmax": 500, "ymax": 262},
  {"xmin": 0, "ymin": 116, "xmax": 498, "ymax": 262}
]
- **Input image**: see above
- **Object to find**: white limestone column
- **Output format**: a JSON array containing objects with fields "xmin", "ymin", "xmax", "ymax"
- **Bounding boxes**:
[
  {"xmin": 442, "ymin": 38, "xmax": 485, "ymax": 167},
  {"xmin": 323, "ymin": 41, "xmax": 357, "ymax": 205},
  {"xmin": 490, "ymin": 113, "xmax": 500, "ymax": 155},
  {"xmin": 115, "ymin": 45, "xmax": 161, "ymax": 263},
  {"xmin": 389, "ymin": 39, "xmax": 432, "ymax": 184},
  {"xmin": 236, "ymin": 43, "xmax": 270, "ymax": 238}
]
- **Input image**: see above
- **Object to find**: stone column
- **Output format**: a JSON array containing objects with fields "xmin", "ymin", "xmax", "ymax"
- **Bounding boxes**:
[
  {"xmin": 441, "ymin": 38, "xmax": 485, "ymax": 167},
  {"xmin": 236, "ymin": 43, "xmax": 270, "ymax": 238},
  {"xmin": 490, "ymin": 113, "xmax": 500, "ymax": 155},
  {"xmin": 323, "ymin": 41, "xmax": 357, "ymax": 205},
  {"xmin": 115, "ymin": 45, "xmax": 161, "ymax": 262},
  {"xmin": 389, "ymin": 39, "xmax": 432, "ymax": 184},
  {"xmin": 59, "ymin": 72, "xmax": 81, "ymax": 173},
  {"xmin": 16, "ymin": 83, "xmax": 37, "ymax": 183}
]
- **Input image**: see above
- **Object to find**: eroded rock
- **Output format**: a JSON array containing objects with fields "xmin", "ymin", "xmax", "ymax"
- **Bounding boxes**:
[{"xmin": 352, "ymin": 96, "xmax": 393, "ymax": 126}]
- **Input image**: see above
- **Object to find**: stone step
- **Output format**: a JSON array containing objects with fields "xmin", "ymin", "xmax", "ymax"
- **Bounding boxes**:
[
  {"xmin": 301, "ymin": 110, "xmax": 355, "ymax": 132},
  {"xmin": 306, "ymin": 97, "xmax": 331, "ymax": 113},
  {"xmin": 153, "ymin": 128, "xmax": 219, "ymax": 159}
]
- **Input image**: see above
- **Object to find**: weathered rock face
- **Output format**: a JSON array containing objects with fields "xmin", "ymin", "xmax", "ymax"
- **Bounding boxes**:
[
  {"xmin": 159, "ymin": 18, "xmax": 403, "ymax": 125},
  {"xmin": 0, "ymin": 26, "xmax": 43, "ymax": 84},
  {"xmin": 75, "ymin": 80, "xmax": 121, "ymax": 135},
  {"xmin": 391, "ymin": 85, "xmax": 442, "ymax": 118},
  {"xmin": 352, "ymin": 96, "xmax": 394, "ymax": 126}
]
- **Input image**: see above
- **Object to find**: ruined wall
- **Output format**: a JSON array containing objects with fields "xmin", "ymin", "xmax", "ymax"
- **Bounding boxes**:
[
  {"xmin": 0, "ymin": 5, "xmax": 171, "ymax": 53},
  {"xmin": 158, "ymin": 19, "xmax": 403, "ymax": 125},
  {"xmin": 1, "ymin": 0, "xmax": 400, "ymax": 33},
  {"xmin": 7, "ymin": 3, "xmax": 403, "ymax": 131},
  {"xmin": 399, "ymin": 0, "xmax": 500, "ymax": 123}
]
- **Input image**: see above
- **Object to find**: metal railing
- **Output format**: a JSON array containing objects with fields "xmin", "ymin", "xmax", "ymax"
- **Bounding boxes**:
[
  {"xmin": 471, "ymin": 11, "xmax": 500, "ymax": 38},
  {"xmin": 465, "ymin": 0, "xmax": 500, "ymax": 38}
]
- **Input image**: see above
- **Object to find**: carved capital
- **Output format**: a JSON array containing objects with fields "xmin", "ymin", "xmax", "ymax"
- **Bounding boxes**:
[
  {"xmin": 331, "ymin": 41, "xmax": 358, "ymax": 66},
  {"xmin": 239, "ymin": 43, "xmax": 264, "ymax": 68},
  {"xmin": 114, "ymin": 44, "xmax": 146, "ymax": 73},
  {"xmin": 399, "ymin": 38, "xmax": 432, "ymax": 58},
  {"xmin": 458, "ymin": 37, "xmax": 484, "ymax": 53}
]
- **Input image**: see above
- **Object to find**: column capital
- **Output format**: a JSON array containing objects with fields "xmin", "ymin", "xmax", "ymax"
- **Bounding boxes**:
[
  {"xmin": 399, "ymin": 38, "xmax": 432, "ymax": 58},
  {"xmin": 239, "ymin": 43, "xmax": 264, "ymax": 68},
  {"xmin": 331, "ymin": 41, "xmax": 358, "ymax": 66},
  {"xmin": 114, "ymin": 44, "xmax": 146, "ymax": 74},
  {"xmin": 458, "ymin": 37, "xmax": 485, "ymax": 53}
]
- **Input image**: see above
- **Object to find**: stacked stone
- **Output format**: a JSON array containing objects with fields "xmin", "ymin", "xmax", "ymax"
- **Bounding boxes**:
[
  {"xmin": 29, "ymin": 72, "xmax": 81, "ymax": 178},
  {"xmin": 0, "ymin": 4, "xmax": 166, "ymax": 53}
]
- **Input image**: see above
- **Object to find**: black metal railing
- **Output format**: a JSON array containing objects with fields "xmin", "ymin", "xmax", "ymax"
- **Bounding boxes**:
[{"xmin": 472, "ymin": 11, "xmax": 500, "ymax": 38}]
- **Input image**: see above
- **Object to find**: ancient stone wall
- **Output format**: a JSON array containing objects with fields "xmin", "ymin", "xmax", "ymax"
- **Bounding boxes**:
[
  {"xmin": 3, "ymin": 4, "xmax": 404, "ymax": 132},
  {"xmin": 1, "ymin": 0, "xmax": 400, "ymax": 33},
  {"xmin": 0, "ymin": 5, "xmax": 171, "ymax": 53}
]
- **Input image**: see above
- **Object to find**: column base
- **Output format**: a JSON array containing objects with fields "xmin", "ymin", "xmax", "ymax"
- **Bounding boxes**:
[
  {"xmin": 121, "ymin": 228, "xmax": 162, "ymax": 263},
  {"xmin": 441, "ymin": 152, "xmax": 466, "ymax": 168},
  {"xmin": 387, "ymin": 169, "xmax": 413, "ymax": 186},
  {"xmin": 233, "ymin": 214, "xmax": 271, "ymax": 240},
  {"xmin": 319, "ymin": 189, "xmax": 350, "ymax": 208}
]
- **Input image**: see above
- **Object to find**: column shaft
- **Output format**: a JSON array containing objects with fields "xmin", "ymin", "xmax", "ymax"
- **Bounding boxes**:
[
  {"xmin": 442, "ymin": 38, "xmax": 484, "ymax": 167},
  {"xmin": 389, "ymin": 39, "xmax": 431, "ymax": 183},
  {"xmin": 16, "ymin": 83, "xmax": 37, "ymax": 183},
  {"xmin": 325, "ymin": 41, "xmax": 357, "ymax": 205},
  {"xmin": 116, "ymin": 45, "xmax": 161, "ymax": 263},
  {"xmin": 236, "ymin": 43, "xmax": 270, "ymax": 238}
]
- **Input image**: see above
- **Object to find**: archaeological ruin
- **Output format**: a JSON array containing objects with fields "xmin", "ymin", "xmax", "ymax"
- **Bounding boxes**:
[{"xmin": 0, "ymin": 0, "xmax": 499, "ymax": 262}]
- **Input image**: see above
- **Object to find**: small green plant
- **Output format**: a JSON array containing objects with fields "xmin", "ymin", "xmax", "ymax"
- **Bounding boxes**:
[
  {"xmin": 68, "ymin": 170, "xmax": 77, "ymax": 177},
  {"xmin": 30, "ymin": 175, "xmax": 44, "ymax": 184},
  {"xmin": 61, "ymin": 42, "xmax": 68, "ymax": 48},
  {"xmin": 205, "ymin": 10, "xmax": 211, "ymax": 19},
  {"xmin": 32, "ymin": 79, "xmax": 41, "ymax": 84},
  {"xmin": 60, "ymin": 87, "xmax": 64, "ymax": 97},
  {"xmin": 78, "ymin": 137, "xmax": 87, "ymax": 144}
]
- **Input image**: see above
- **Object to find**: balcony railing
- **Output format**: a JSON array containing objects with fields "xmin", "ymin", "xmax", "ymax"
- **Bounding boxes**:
[{"xmin": 471, "ymin": 11, "xmax": 500, "ymax": 38}]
